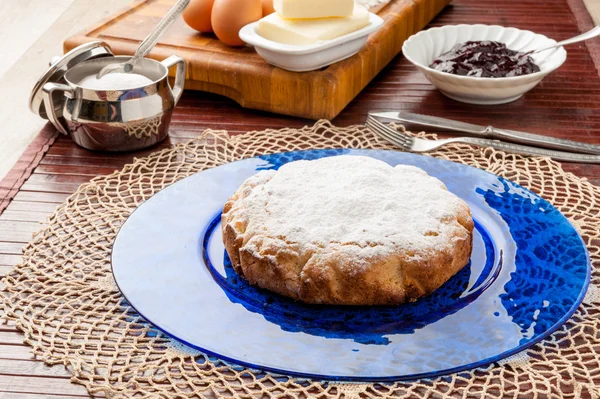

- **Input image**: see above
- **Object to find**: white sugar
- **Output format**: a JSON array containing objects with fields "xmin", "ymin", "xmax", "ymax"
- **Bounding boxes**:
[
  {"xmin": 240, "ymin": 155, "xmax": 469, "ymax": 257},
  {"xmin": 78, "ymin": 73, "xmax": 154, "ymax": 90}
]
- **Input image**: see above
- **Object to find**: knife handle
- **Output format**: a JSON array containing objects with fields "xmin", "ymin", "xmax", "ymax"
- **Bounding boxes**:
[
  {"xmin": 452, "ymin": 137, "xmax": 600, "ymax": 163},
  {"xmin": 491, "ymin": 128, "xmax": 600, "ymax": 155}
]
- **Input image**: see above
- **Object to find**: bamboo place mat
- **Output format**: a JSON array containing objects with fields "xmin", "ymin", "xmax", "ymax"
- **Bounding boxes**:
[
  {"xmin": 1, "ymin": 0, "xmax": 600, "ymax": 397},
  {"xmin": 1, "ymin": 121, "xmax": 600, "ymax": 398}
]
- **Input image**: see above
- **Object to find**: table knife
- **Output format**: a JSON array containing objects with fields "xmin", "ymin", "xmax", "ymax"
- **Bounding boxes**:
[{"xmin": 369, "ymin": 111, "xmax": 600, "ymax": 155}]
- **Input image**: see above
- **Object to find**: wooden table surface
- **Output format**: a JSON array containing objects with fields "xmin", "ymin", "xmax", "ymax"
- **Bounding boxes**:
[
  {"xmin": 1, "ymin": 0, "xmax": 600, "ymax": 397},
  {"xmin": 0, "ymin": 0, "xmax": 133, "ymax": 183}
]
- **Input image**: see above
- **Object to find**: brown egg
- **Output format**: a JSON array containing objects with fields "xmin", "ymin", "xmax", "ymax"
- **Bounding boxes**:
[
  {"xmin": 261, "ymin": 0, "xmax": 275, "ymax": 15},
  {"xmin": 183, "ymin": 0, "xmax": 215, "ymax": 33},
  {"xmin": 212, "ymin": 0, "xmax": 262, "ymax": 46}
]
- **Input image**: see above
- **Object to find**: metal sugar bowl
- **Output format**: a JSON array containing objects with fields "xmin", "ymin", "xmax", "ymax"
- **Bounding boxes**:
[{"xmin": 30, "ymin": 41, "xmax": 186, "ymax": 151}]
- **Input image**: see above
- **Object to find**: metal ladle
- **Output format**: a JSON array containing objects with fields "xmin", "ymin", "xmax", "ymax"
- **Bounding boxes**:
[
  {"xmin": 96, "ymin": 0, "xmax": 190, "ymax": 79},
  {"xmin": 530, "ymin": 25, "xmax": 600, "ymax": 55}
]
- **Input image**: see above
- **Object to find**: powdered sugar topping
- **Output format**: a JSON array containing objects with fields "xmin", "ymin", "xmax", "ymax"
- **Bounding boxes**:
[{"xmin": 239, "ymin": 155, "xmax": 470, "ymax": 257}]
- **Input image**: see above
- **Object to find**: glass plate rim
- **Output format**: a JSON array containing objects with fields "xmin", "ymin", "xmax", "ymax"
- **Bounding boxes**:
[{"xmin": 110, "ymin": 148, "xmax": 591, "ymax": 381}]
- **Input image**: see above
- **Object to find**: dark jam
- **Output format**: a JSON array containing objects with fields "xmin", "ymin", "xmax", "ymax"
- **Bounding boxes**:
[{"xmin": 430, "ymin": 41, "xmax": 540, "ymax": 78}]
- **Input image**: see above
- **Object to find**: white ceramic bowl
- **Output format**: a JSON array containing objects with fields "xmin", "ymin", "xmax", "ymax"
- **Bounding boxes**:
[
  {"xmin": 239, "ymin": 12, "xmax": 384, "ymax": 72},
  {"xmin": 402, "ymin": 25, "xmax": 567, "ymax": 104}
]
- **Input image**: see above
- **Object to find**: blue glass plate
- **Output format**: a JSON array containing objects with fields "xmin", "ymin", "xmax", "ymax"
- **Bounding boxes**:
[{"xmin": 111, "ymin": 149, "xmax": 590, "ymax": 381}]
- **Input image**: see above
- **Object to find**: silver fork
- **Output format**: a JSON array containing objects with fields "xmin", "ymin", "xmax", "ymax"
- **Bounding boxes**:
[{"xmin": 366, "ymin": 116, "xmax": 600, "ymax": 164}]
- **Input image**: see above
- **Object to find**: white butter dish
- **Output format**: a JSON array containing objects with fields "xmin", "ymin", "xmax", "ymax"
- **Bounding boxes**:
[{"xmin": 239, "ymin": 12, "xmax": 384, "ymax": 72}]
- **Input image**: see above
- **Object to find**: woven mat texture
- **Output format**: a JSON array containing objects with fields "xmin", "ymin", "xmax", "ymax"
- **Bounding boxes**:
[{"xmin": 2, "ymin": 121, "xmax": 599, "ymax": 398}]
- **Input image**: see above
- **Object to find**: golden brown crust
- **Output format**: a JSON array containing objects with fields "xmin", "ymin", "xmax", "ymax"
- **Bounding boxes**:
[{"xmin": 221, "ymin": 168, "xmax": 474, "ymax": 306}]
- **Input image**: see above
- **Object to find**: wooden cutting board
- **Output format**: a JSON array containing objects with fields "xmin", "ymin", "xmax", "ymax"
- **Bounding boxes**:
[{"xmin": 64, "ymin": 0, "xmax": 450, "ymax": 119}]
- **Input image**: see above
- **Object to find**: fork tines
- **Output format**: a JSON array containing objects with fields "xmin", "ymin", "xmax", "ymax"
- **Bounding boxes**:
[{"xmin": 366, "ymin": 115, "xmax": 412, "ymax": 151}]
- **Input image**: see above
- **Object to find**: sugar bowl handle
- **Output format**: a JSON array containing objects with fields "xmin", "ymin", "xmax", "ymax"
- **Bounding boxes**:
[
  {"xmin": 42, "ymin": 82, "xmax": 74, "ymax": 135},
  {"xmin": 161, "ymin": 56, "xmax": 186, "ymax": 106}
]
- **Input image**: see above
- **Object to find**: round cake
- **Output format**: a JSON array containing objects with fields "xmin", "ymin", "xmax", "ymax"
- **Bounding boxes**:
[{"xmin": 221, "ymin": 155, "xmax": 474, "ymax": 305}]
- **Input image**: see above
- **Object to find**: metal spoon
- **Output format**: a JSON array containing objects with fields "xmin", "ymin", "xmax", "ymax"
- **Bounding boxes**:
[
  {"xmin": 530, "ymin": 25, "xmax": 600, "ymax": 55},
  {"xmin": 96, "ymin": 0, "xmax": 190, "ymax": 79}
]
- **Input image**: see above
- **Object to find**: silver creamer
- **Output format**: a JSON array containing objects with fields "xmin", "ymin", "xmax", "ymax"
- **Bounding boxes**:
[{"xmin": 30, "ymin": 42, "xmax": 186, "ymax": 152}]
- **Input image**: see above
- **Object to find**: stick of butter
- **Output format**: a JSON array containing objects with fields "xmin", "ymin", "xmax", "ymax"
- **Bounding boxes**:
[
  {"xmin": 257, "ymin": 5, "xmax": 370, "ymax": 45},
  {"xmin": 273, "ymin": 0, "xmax": 354, "ymax": 19}
]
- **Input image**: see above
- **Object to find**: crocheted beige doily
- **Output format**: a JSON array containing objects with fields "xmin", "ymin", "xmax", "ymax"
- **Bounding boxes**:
[{"xmin": 2, "ymin": 121, "xmax": 599, "ymax": 398}]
